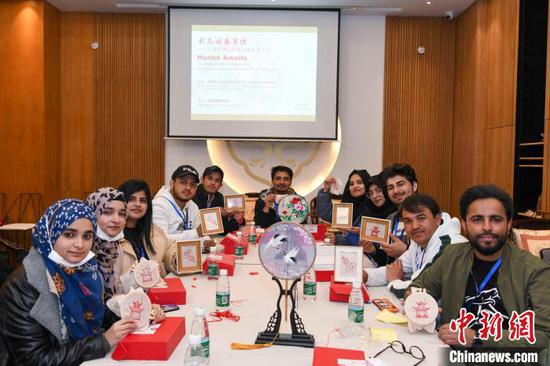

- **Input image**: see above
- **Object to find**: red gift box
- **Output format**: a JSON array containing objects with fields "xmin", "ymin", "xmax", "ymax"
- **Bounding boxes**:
[
  {"xmin": 305, "ymin": 224, "xmax": 328, "ymax": 241},
  {"xmin": 315, "ymin": 269, "xmax": 334, "ymax": 282},
  {"xmin": 202, "ymin": 253, "xmax": 236, "ymax": 276},
  {"xmin": 312, "ymin": 346, "xmax": 365, "ymax": 365},
  {"xmin": 147, "ymin": 278, "xmax": 186, "ymax": 305},
  {"xmin": 221, "ymin": 233, "xmax": 249, "ymax": 255},
  {"xmin": 112, "ymin": 317, "xmax": 186, "ymax": 361},
  {"xmin": 329, "ymin": 276, "xmax": 369, "ymax": 303}
]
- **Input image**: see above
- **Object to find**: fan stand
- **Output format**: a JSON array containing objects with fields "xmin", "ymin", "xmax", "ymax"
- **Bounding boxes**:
[{"xmin": 255, "ymin": 277, "xmax": 315, "ymax": 348}]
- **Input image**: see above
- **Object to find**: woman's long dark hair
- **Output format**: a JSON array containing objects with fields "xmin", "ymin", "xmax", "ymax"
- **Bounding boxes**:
[{"xmin": 118, "ymin": 179, "xmax": 155, "ymax": 255}]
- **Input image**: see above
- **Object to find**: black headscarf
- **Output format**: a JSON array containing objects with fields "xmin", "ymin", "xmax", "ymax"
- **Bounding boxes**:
[
  {"xmin": 365, "ymin": 175, "xmax": 397, "ymax": 219},
  {"xmin": 341, "ymin": 169, "xmax": 371, "ymax": 222}
]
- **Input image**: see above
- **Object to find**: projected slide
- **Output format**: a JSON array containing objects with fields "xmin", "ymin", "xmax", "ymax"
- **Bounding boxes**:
[{"xmin": 191, "ymin": 25, "xmax": 318, "ymax": 121}]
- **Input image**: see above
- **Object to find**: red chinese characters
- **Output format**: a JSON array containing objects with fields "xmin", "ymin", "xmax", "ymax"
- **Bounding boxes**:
[
  {"xmin": 449, "ymin": 308, "xmax": 475, "ymax": 345},
  {"xmin": 478, "ymin": 310, "xmax": 503, "ymax": 342},
  {"xmin": 509, "ymin": 310, "xmax": 536, "ymax": 344}
]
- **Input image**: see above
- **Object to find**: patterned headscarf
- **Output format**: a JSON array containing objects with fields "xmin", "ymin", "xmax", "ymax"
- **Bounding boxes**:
[
  {"xmin": 32, "ymin": 199, "xmax": 104, "ymax": 341},
  {"xmin": 86, "ymin": 188, "xmax": 126, "ymax": 300}
]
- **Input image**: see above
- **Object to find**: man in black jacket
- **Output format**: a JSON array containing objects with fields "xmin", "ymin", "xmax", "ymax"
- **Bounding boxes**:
[
  {"xmin": 254, "ymin": 165, "xmax": 297, "ymax": 228},
  {"xmin": 193, "ymin": 165, "xmax": 244, "ymax": 234}
]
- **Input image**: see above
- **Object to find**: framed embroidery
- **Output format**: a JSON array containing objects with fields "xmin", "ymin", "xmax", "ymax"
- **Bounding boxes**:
[
  {"xmin": 176, "ymin": 240, "xmax": 202, "ymax": 275},
  {"xmin": 224, "ymin": 194, "xmax": 246, "ymax": 211},
  {"xmin": 360, "ymin": 216, "xmax": 391, "ymax": 244},
  {"xmin": 199, "ymin": 207, "xmax": 224, "ymax": 235},
  {"xmin": 334, "ymin": 246, "xmax": 363, "ymax": 283},
  {"xmin": 331, "ymin": 202, "xmax": 353, "ymax": 229}
]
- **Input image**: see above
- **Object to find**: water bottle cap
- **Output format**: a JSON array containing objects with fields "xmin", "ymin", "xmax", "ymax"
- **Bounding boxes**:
[
  {"xmin": 194, "ymin": 307, "xmax": 206, "ymax": 316},
  {"xmin": 189, "ymin": 334, "xmax": 202, "ymax": 344},
  {"xmin": 352, "ymin": 281, "xmax": 361, "ymax": 289},
  {"xmin": 220, "ymin": 269, "xmax": 228, "ymax": 276}
]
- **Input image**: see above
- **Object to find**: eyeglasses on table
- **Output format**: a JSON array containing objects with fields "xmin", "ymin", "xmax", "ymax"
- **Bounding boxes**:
[{"xmin": 372, "ymin": 340, "xmax": 426, "ymax": 366}]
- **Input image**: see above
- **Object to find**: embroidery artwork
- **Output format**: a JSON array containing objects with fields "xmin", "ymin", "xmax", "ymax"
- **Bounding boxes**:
[{"xmin": 133, "ymin": 258, "xmax": 161, "ymax": 288}]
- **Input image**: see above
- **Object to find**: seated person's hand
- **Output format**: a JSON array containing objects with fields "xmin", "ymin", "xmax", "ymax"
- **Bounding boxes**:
[
  {"xmin": 438, "ymin": 323, "xmax": 475, "ymax": 347},
  {"xmin": 104, "ymin": 318, "xmax": 137, "ymax": 348},
  {"xmin": 362, "ymin": 270, "xmax": 368, "ymax": 283},
  {"xmin": 158, "ymin": 263, "xmax": 167, "ymax": 277},
  {"xmin": 221, "ymin": 208, "xmax": 229, "ymax": 216},
  {"xmin": 150, "ymin": 304, "xmax": 166, "ymax": 324},
  {"xmin": 233, "ymin": 211, "xmax": 245, "ymax": 224},
  {"xmin": 380, "ymin": 234, "xmax": 408, "ymax": 258},
  {"xmin": 360, "ymin": 240, "xmax": 376, "ymax": 254},
  {"xmin": 263, "ymin": 193, "xmax": 276, "ymax": 207},
  {"xmin": 386, "ymin": 260, "xmax": 404, "ymax": 282},
  {"xmin": 322, "ymin": 176, "xmax": 336, "ymax": 192},
  {"xmin": 202, "ymin": 239, "xmax": 215, "ymax": 254}
]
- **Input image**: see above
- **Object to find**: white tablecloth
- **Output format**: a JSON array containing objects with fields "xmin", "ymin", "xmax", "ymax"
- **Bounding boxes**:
[{"xmin": 84, "ymin": 244, "xmax": 447, "ymax": 366}]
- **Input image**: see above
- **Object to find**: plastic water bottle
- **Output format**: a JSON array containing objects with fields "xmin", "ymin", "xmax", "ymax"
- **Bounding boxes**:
[
  {"xmin": 216, "ymin": 269, "xmax": 230, "ymax": 311},
  {"xmin": 303, "ymin": 268, "xmax": 317, "ymax": 301},
  {"xmin": 348, "ymin": 281, "xmax": 364, "ymax": 325},
  {"xmin": 190, "ymin": 307, "xmax": 210, "ymax": 361},
  {"xmin": 247, "ymin": 221, "xmax": 257, "ymax": 244},
  {"xmin": 184, "ymin": 334, "xmax": 207, "ymax": 366},
  {"xmin": 206, "ymin": 247, "xmax": 219, "ymax": 280},
  {"xmin": 234, "ymin": 231, "xmax": 244, "ymax": 259}
]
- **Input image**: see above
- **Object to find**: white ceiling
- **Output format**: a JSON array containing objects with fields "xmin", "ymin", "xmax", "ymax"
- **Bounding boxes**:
[{"xmin": 47, "ymin": 0, "xmax": 476, "ymax": 17}]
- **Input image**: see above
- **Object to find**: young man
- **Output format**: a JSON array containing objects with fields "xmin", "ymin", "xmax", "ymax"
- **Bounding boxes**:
[
  {"xmin": 254, "ymin": 165, "xmax": 296, "ymax": 228},
  {"xmin": 363, "ymin": 194, "xmax": 466, "ymax": 286},
  {"xmin": 411, "ymin": 185, "xmax": 550, "ymax": 350},
  {"xmin": 193, "ymin": 165, "xmax": 245, "ymax": 234},
  {"xmin": 379, "ymin": 163, "xmax": 419, "ymax": 258},
  {"xmin": 152, "ymin": 165, "xmax": 202, "ymax": 240}
]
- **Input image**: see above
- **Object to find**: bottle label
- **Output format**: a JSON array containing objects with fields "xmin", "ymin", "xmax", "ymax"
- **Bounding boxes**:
[
  {"xmin": 303, "ymin": 282, "xmax": 316, "ymax": 295},
  {"xmin": 190, "ymin": 346, "xmax": 204, "ymax": 357},
  {"xmin": 207, "ymin": 262, "xmax": 219, "ymax": 276},
  {"xmin": 201, "ymin": 338, "xmax": 210, "ymax": 358},
  {"xmin": 348, "ymin": 306, "xmax": 364, "ymax": 323},
  {"xmin": 216, "ymin": 292, "xmax": 230, "ymax": 307},
  {"xmin": 234, "ymin": 246, "xmax": 244, "ymax": 256},
  {"xmin": 248, "ymin": 234, "xmax": 256, "ymax": 243}
]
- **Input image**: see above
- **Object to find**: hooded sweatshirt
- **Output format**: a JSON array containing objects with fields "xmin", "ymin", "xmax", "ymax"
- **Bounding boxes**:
[
  {"xmin": 364, "ymin": 212, "xmax": 467, "ymax": 286},
  {"xmin": 152, "ymin": 185, "xmax": 201, "ymax": 241}
]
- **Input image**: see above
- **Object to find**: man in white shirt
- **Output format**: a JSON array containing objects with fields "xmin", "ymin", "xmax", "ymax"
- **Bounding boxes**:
[
  {"xmin": 364, "ymin": 193, "xmax": 467, "ymax": 287},
  {"xmin": 152, "ymin": 165, "xmax": 203, "ymax": 241}
]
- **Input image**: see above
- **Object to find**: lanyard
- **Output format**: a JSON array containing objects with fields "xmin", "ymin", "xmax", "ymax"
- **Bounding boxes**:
[
  {"xmin": 206, "ymin": 195, "xmax": 214, "ymax": 209},
  {"xmin": 466, "ymin": 257, "xmax": 502, "ymax": 309},
  {"xmin": 392, "ymin": 217, "xmax": 404, "ymax": 240},
  {"xmin": 163, "ymin": 197, "xmax": 189, "ymax": 230},
  {"xmin": 415, "ymin": 246, "xmax": 426, "ymax": 272}
]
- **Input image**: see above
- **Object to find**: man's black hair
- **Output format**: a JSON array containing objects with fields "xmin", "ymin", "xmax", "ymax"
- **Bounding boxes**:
[
  {"xmin": 380, "ymin": 163, "xmax": 418, "ymax": 185},
  {"xmin": 271, "ymin": 166, "xmax": 293, "ymax": 180},
  {"xmin": 399, "ymin": 193, "xmax": 441, "ymax": 219},
  {"xmin": 459, "ymin": 184, "xmax": 513, "ymax": 221}
]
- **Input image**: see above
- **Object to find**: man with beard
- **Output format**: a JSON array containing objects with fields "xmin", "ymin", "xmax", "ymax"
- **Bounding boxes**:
[
  {"xmin": 152, "ymin": 165, "xmax": 203, "ymax": 240},
  {"xmin": 254, "ymin": 166, "xmax": 298, "ymax": 228},
  {"xmin": 410, "ymin": 185, "xmax": 550, "ymax": 351}
]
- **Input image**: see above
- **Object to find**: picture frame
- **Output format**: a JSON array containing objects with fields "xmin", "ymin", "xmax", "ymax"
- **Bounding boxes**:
[
  {"xmin": 224, "ymin": 194, "xmax": 246, "ymax": 211},
  {"xmin": 334, "ymin": 246, "xmax": 363, "ymax": 283},
  {"xmin": 331, "ymin": 202, "xmax": 353, "ymax": 229},
  {"xmin": 176, "ymin": 240, "xmax": 202, "ymax": 275},
  {"xmin": 360, "ymin": 216, "xmax": 391, "ymax": 244},
  {"xmin": 199, "ymin": 207, "xmax": 224, "ymax": 235}
]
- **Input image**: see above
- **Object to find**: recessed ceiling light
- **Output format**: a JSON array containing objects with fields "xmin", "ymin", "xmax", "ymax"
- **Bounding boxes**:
[
  {"xmin": 426, "ymin": 1, "xmax": 431, "ymax": 4},
  {"xmin": 351, "ymin": 6, "xmax": 357, "ymax": 11}
]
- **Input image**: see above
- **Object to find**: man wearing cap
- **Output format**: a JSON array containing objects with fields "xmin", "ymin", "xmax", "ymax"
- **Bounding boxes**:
[
  {"xmin": 152, "ymin": 165, "xmax": 203, "ymax": 240},
  {"xmin": 193, "ymin": 165, "xmax": 244, "ymax": 234}
]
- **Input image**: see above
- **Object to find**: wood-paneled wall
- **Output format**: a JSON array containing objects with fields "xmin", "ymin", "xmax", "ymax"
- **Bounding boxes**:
[
  {"xmin": 542, "ymin": 4, "xmax": 550, "ymax": 211},
  {"xmin": 383, "ymin": 17, "xmax": 456, "ymax": 211},
  {"xmin": 450, "ymin": 0, "xmax": 519, "ymax": 215}
]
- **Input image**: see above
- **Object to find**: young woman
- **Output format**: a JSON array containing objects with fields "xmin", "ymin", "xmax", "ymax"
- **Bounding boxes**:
[
  {"xmin": 118, "ymin": 179, "xmax": 177, "ymax": 277},
  {"xmin": 86, "ymin": 188, "xmax": 127, "ymax": 300},
  {"xmin": 317, "ymin": 169, "xmax": 371, "ymax": 245},
  {"xmin": 0, "ymin": 199, "xmax": 137, "ymax": 365}
]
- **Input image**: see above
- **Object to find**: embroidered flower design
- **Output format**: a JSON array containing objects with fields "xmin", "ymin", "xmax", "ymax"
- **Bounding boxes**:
[{"xmin": 53, "ymin": 273, "xmax": 65, "ymax": 294}]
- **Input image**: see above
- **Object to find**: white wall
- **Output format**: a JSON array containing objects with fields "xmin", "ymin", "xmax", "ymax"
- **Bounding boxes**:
[{"xmin": 165, "ymin": 15, "xmax": 386, "ymax": 201}]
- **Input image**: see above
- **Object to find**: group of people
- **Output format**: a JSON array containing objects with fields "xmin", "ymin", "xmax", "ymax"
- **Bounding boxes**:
[{"xmin": 0, "ymin": 161, "xmax": 549, "ymax": 365}]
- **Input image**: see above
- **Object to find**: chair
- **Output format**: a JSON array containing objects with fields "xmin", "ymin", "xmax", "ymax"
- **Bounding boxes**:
[
  {"xmin": 5, "ymin": 193, "xmax": 44, "ymax": 223},
  {"xmin": 0, "ymin": 192, "xmax": 6, "ymax": 225},
  {"xmin": 309, "ymin": 197, "xmax": 318, "ymax": 224},
  {"xmin": 540, "ymin": 248, "xmax": 550, "ymax": 264},
  {"xmin": 0, "ymin": 237, "xmax": 25, "ymax": 269}
]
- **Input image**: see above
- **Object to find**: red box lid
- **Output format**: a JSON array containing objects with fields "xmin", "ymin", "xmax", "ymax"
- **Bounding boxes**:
[
  {"xmin": 330, "ymin": 276, "xmax": 369, "ymax": 302},
  {"xmin": 148, "ymin": 278, "xmax": 186, "ymax": 305},
  {"xmin": 312, "ymin": 346, "xmax": 364, "ymax": 365}
]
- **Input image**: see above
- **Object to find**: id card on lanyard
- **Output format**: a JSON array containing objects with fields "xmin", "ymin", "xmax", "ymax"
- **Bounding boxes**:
[
  {"xmin": 465, "ymin": 258, "xmax": 502, "ymax": 310},
  {"xmin": 164, "ymin": 197, "xmax": 190, "ymax": 231}
]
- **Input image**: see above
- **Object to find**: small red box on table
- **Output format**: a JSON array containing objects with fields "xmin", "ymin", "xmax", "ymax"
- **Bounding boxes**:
[
  {"xmin": 202, "ymin": 253, "xmax": 236, "ymax": 276},
  {"xmin": 147, "ymin": 277, "xmax": 186, "ymax": 305},
  {"xmin": 329, "ymin": 276, "xmax": 369, "ymax": 303},
  {"xmin": 305, "ymin": 224, "xmax": 328, "ymax": 241},
  {"xmin": 312, "ymin": 346, "xmax": 365, "ymax": 365},
  {"xmin": 315, "ymin": 269, "xmax": 334, "ymax": 282},
  {"xmin": 112, "ymin": 317, "xmax": 186, "ymax": 361},
  {"xmin": 221, "ymin": 233, "xmax": 249, "ymax": 255}
]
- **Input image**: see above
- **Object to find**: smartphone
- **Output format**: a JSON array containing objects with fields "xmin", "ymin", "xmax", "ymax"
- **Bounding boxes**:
[
  {"xmin": 372, "ymin": 298, "xmax": 399, "ymax": 313},
  {"xmin": 160, "ymin": 304, "xmax": 180, "ymax": 313}
]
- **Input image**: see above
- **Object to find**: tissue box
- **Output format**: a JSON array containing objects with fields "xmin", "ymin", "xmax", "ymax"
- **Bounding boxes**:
[
  {"xmin": 112, "ymin": 317, "xmax": 186, "ymax": 361},
  {"xmin": 312, "ymin": 347, "xmax": 365, "ymax": 365},
  {"xmin": 202, "ymin": 253, "xmax": 236, "ymax": 276},
  {"xmin": 221, "ymin": 233, "xmax": 249, "ymax": 255},
  {"xmin": 147, "ymin": 278, "xmax": 186, "ymax": 305},
  {"xmin": 329, "ymin": 276, "xmax": 369, "ymax": 303},
  {"xmin": 304, "ymin": 224, "xmax": 328, "ymax": 241}
]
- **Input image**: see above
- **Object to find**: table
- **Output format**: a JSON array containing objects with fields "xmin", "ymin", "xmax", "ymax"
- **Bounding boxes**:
[
  {"xmin": 84, "ymin": 244, "xmax": 448, "ymax": 366},
  {"xmin": 0, "ymin": 223, "xmax": 34, "ymax": 250}
]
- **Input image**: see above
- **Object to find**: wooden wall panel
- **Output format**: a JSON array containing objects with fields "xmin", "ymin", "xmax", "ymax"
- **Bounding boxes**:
[
  {"xmin": 60, "ymin": 13, "xmax": 94, "ymax": 199},
  {"xmin": 93, "ymin": 13, "xmax": 165, "ymax": 192},
  {"xmin": 0, "ymin": 1, "xmax": 46, "ymax": 213},
  {"xmin": 484, "ymin": 126, "xmax": 515, "ymax": 191},
  {"xmin": 383, "ymin": 17, "xmax": 456, "ymax": 211},
  {"xmin": 542, "ymin": 4, "xmax": 550, "ymax": 211}
]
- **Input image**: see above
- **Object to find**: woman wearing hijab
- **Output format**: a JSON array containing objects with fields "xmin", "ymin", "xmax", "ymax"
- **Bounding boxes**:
[
  {"xmin": 0, "ymin": 199, "xmax": 137, "ymax": 365},
  {"xmin": 118, "ymin": 179, "xmax": 177, "ymax": 277},
  {"xmin": 317, "ymin": 169, "xmax": 371, "ymax": 245},
  {"xmin": 86, "ymin": 188, "xmax": 127, "ymax": 300}
]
